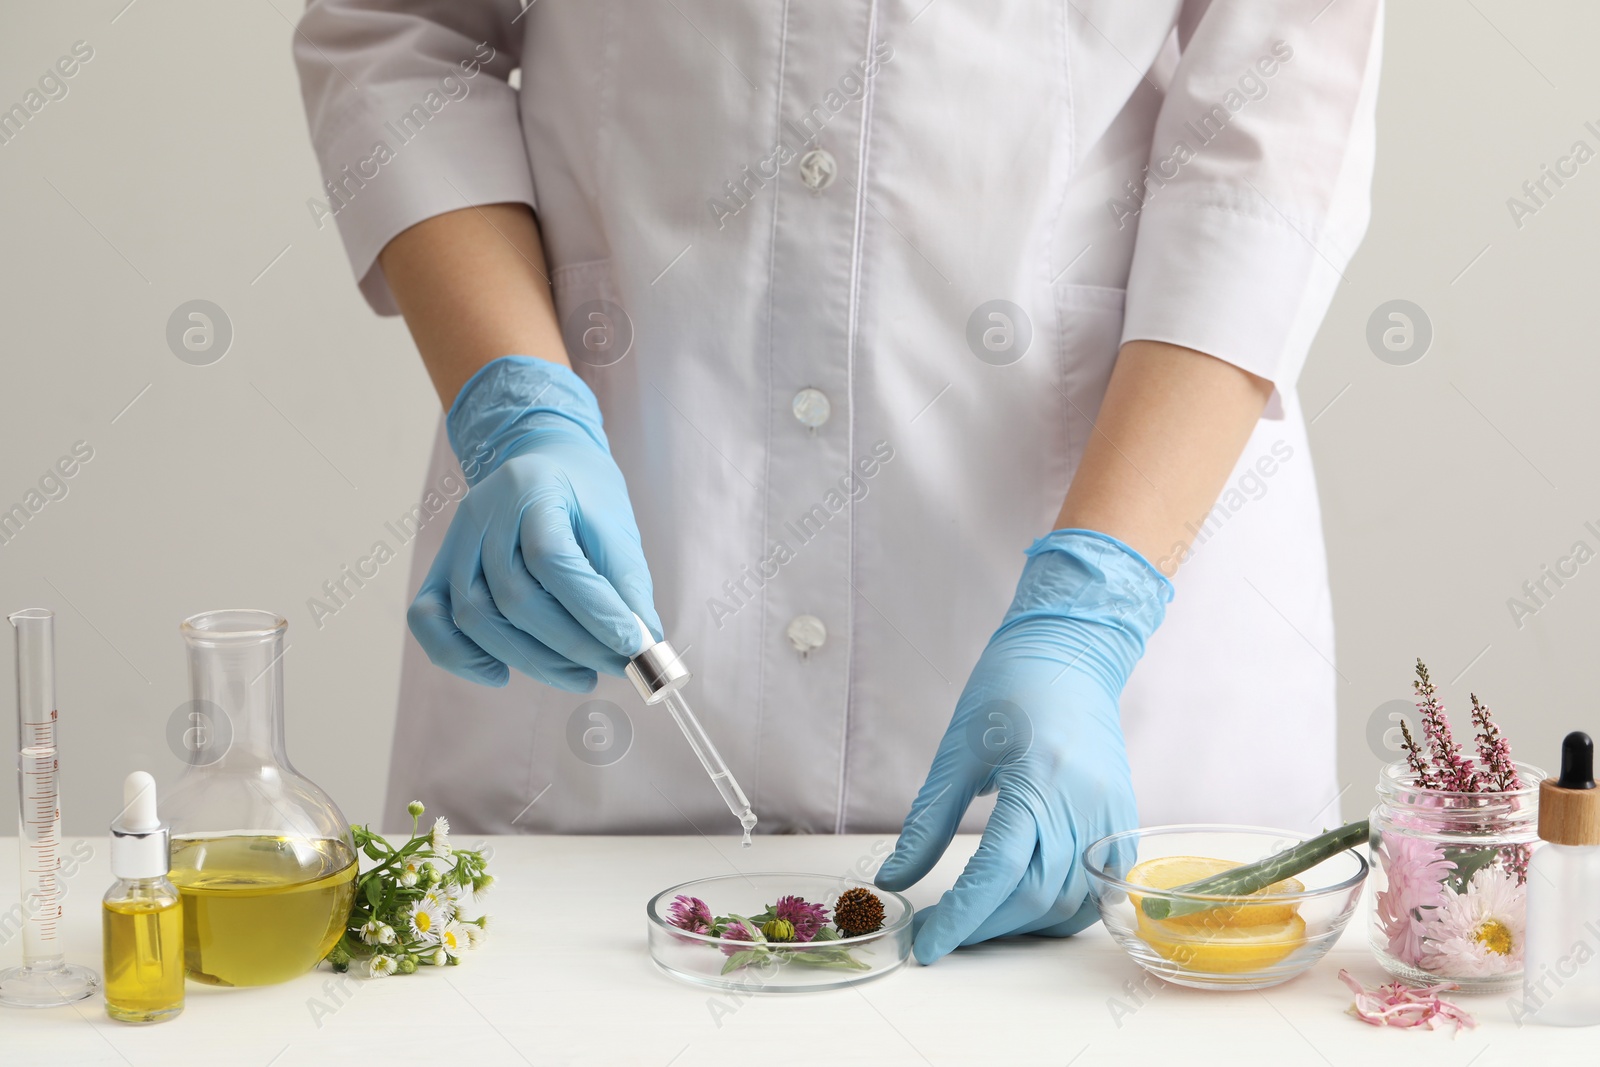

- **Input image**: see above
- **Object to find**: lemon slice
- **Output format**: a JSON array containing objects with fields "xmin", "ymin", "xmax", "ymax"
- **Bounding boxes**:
[
  {"xmin": 1134, "ymin": 911, "xmax": 1308, "ymax": 974},
  {"xmin": 1126, "ymin": 855, "xmax": 1304, "ymax": 928}
]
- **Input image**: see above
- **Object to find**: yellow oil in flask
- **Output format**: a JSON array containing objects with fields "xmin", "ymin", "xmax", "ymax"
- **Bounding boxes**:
[
  {"xmin": 162, "ymin": 611, "xmax": 359, "ymax": 989},
  {"xmin": 170, "ymin": 835, "xmax": 356, "ymax": 987}
]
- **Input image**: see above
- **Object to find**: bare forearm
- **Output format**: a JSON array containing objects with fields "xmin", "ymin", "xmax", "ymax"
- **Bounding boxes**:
[
  {"xmin": 378, "ymin": 202, "xmax": 569, "ymax": 409},
  {"xmin": 1056, "ymin": 339, "xmax": 1273, "ymax": 575}
]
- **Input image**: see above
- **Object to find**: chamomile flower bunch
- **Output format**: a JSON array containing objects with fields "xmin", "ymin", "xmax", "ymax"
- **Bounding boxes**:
[{"xmin": 326, "ymin": 801, "xmax": 494, "ymax": 978}]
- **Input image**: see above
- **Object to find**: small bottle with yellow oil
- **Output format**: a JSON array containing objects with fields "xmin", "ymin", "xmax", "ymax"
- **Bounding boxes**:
[{"xmin": 102, "ymin": 771, "xmax": 183, "ymax": 1023}]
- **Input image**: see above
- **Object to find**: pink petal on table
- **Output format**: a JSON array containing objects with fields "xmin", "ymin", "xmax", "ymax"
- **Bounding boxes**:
[{"xmin": 1336, "ymin": 969, "xmax": 1477, "ymax": 1033}]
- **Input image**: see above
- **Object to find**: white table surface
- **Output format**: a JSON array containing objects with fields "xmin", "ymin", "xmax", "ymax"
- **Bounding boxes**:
[{"xmin": 0, "ymin": 834, "xmax": 1589, "ymax": 1066}]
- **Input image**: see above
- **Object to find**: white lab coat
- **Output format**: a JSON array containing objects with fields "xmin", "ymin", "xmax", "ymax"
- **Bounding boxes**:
[{"xmin": 295, "ymin": 1, "xmax": 1382, "ymax": 836}]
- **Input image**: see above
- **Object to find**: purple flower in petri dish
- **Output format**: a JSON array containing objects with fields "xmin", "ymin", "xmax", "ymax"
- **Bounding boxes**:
[
  {"xmin": 773, "ymin": 895, "xmax": 829, "ymax": 942},
  {"xmin": 667, "ymin": 895, "xmax": 713, "ymax": 934},
  {"xmin": 720, "ymin": 919, "xmax": 757, "ymax": 956}
]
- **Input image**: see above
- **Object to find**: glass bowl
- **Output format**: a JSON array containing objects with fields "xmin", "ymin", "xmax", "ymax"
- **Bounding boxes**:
[
  {"xmin": 647, "ymin": 873, "xmax": 913, "ymax": 992},
  {"xmin": 1084, "ymin": 824, "xmax": 1368, "ymax": 991}
]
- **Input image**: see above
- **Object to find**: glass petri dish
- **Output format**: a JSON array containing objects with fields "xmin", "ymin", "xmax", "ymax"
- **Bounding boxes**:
[{"xmin": 647, "ymin": 872, "xmax": 913, "ymax": 992}]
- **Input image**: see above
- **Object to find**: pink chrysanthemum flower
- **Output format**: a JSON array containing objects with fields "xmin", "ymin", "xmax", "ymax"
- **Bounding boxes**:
[
  {"xmin": 1374, "ymin": 828, "xmax": 1454, "ymax": 966},
  {"xmin": 1417, "ymin": 864, "xmax": 1526, "ymax": 977},
  {"xmin": 666, "ymin": 895, "xmax": 713, "ymax": 934},
  {"xmin": 773, "ymin": 895, "xmax": 829, "ymax": 942}
]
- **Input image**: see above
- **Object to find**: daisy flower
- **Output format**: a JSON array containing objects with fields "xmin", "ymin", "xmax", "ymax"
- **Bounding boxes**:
[
  {"xmin": 399, "ymin": 858, "xmax": 421, "ymax": 888},
  {"xmin": 472, "ymin": 873, "xmax": 495, "ymax": 900},
  {"xmin": 430, "ymin": 816, "xmax": 452, "ymax": 857},
  {"xmin": 427, "ymin": 947, "xmax": 449, "ymax": 967},
  {"xmin": 408, "ymin": 896, "xmax": 447, "ymax": 944},
  {"xmin": 772, "ymin": 895, "xmax": 829, "ymax": 942},
  {"xmin": 1418, "ymin": 864, "xmax": 1526, "ymax": 977},
  {"xmin": 464, "ymin": 924, "xmax": 486, "ymax": 949},
  {"xmin": 359, "ymin": 919, "xmax": 396, "ymax": 946},
  {"xmin": 422, "ymin": 886, "xmax": 456, "ymax": 921},
  {"xmin": 439, "ymin": 922, "xmax": 467, "ymax": 960},
  {"xmin": 666, "ymin": 895, "xmax": 714, "ymax": 934},
  {"xmin": 361, "ymin": 954, "xmax": 398, "ymax": 978}
]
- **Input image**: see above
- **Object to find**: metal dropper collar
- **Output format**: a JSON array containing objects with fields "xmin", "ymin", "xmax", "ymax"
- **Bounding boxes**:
[
  {"xmin": 624, "ymin": 615, "xmax": 690, "ymax": 705},
  {"xmin": 110, "ymin": 771, "xmax": 170, "ymax": 880}
]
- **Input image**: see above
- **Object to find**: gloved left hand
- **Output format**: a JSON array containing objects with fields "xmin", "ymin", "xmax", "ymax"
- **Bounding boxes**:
[{"xmin": 875, "ymin": 529, "xmax": 1172, "ymax": 964}]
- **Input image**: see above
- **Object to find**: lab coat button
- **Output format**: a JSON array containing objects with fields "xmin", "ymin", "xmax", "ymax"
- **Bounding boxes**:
[
  {"xmin": 785, "ymin": 615, "xmax": 827, "ymax": 654},
  {"xmin": 791, "ymin": 388, "xmax": 831, "ymax": 428},
  {"xmin": 798, "ymin": 149, "xmax": 837, "ymax": 193}
]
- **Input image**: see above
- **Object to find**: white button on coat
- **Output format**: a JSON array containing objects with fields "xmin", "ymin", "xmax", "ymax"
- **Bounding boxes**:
[
  {"xmin": 797, "ymin": 148, "xmax": 838, "ymax": 193},
  {"xmin": 785, "ymin": 615, "xmax": 828, "ymax": 654},
  {"xmin": 294, "ymin": 1, "xmax": 1382, "ymax": 836},
  {"xmin": 791, "ymin": 388, "xmax": 831, "ymax": 429}
]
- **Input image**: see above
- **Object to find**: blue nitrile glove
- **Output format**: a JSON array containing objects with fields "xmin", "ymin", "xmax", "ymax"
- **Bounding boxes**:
[
  {"xmin": 876, "ymin": 529, "xmax": 1172, "ymax": 964},
  {"xmin": 407, "ymin": 356, "xmax": 662, "ymax": 691}
]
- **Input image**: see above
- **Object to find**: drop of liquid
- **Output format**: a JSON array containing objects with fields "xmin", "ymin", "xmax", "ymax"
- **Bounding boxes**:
[
  {"xmin": 739, "ymin": 810, "xmax": 757, "ymax": 849},
  {"xmin": 740, "ymin": 829, "xmax": 753, "ymax": 849}
]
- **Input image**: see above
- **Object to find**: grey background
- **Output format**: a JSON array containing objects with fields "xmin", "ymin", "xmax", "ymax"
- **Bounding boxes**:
[{"xmin": 0, "ymin": 2, "xmax": 1592, "ymax": 834}]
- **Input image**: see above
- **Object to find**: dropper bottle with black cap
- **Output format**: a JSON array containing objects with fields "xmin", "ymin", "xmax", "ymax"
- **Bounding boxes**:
[{"xmin": 1523, "ymin": 732, "xmax": 1600, "ymax": 1026}]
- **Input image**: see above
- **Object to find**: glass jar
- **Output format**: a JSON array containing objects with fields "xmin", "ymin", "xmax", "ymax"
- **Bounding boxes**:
[
  {"xmin": 1368, "ymin": 759, "xmax": 1544, "ymax": 993},
  {"xmin": 162, "ymin": 610, "xmax": 356, "ymax": 987}
]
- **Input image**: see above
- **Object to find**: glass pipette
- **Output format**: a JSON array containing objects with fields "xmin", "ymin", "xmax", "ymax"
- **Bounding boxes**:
[
  {"xmin": 0, "ymin": 609, "xmax": 100, "ymax": 1008},
  {"xmin": 660, "ymin": 689, "xmax": 758, "ymax": 846},
  {"xmin": 623, "ymin": 615, "xmax": 758, "ymax": 846}
]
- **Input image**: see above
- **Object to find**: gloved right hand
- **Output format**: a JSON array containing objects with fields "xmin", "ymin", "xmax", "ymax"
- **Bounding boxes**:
[{"xmin": 407, "ymin": 356, "xmax": 661, "ymax": 692}]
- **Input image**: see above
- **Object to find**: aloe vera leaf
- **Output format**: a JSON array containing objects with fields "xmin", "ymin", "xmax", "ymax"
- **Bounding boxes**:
[
  {"xmin": 1442, "ymin": 845, "xmax": 1495, "ymax": 894},
  {"xmin": 1138, "ymin": 819, "xmax": 1370, "ymax": 921}
]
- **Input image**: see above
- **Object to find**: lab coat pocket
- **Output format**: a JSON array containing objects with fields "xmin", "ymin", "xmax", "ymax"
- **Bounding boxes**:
[
  {"xmin": 1054, "ymin": 283, "xmax": 1127, "ymax": 476},
  {"xmin": 552, "ymin": 258, "xmax": 632, "ymax": 369}
]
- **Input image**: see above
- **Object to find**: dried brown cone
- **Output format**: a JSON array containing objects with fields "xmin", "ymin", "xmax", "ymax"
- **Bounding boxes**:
[{"xmin": 834, "ymin": 887, "xmax": 885, "ymax": 936}]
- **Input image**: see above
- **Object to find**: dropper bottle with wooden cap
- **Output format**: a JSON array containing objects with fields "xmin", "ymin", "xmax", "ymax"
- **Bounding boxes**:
[{"xmin": 1523, "ymin": 732, "xmax": 1600, "ymax": 1026}]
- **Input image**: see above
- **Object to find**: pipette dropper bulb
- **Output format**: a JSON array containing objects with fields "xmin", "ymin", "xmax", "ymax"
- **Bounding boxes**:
[{"xmin": 121, "ymin": 772, "xmax": 160, "ymax": 832}]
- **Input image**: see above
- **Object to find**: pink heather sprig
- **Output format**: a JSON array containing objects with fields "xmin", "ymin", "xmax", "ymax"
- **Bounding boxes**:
[
  {"xmin": 1414, "ymin": 660, "xmax": 1476, "ymax": 791},
  {"xmin": 1398, "ymin": 720, "xmax": 1438, "ymax": 790},
  {"xmin": 1503, "ymin": 843, "xmax": 1531, "ymax": 885},
  {"xmin": 1469, "ymin": 693, "xmax": 1521, "ymax": 793},
  {"xmin": 1402, "ymin": 660, "xmax": 1523, "ymax": 802}
]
